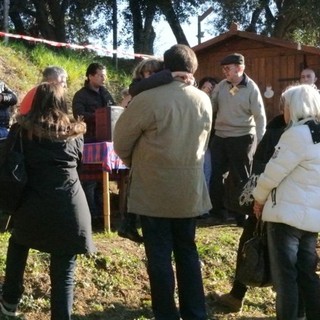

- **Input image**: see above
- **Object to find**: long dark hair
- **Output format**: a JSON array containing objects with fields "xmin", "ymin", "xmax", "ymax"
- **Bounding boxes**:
[{"xmin": 19, "ymin": 82, "xmax": 86, "ymax": 140}]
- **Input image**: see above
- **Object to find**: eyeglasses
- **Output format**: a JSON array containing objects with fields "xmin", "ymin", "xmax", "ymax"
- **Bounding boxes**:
[{"xmin": 222, "ymin": 65, "xmax": 237, "ymax": 72}]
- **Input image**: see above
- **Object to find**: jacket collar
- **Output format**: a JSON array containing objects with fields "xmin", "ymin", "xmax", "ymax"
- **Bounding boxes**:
[
  {"xmin": 226, "ymin": 73, "xmax": 249, "ymax": 87},
  {"xmin": 306, "ymin": 120, "xmax": 320, "ymax": 144}
]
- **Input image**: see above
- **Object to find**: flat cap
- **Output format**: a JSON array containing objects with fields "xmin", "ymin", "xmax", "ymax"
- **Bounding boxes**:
[{"xmin": 221, "ymin": 53, "xmax": 245, "ymax": 65}]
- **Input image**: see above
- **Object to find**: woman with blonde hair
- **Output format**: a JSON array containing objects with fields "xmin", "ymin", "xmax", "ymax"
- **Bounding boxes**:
[
  {"xmin": 0, "ymin": 82, "xmax": 95, "ymax": 319},
  {"xmin": 253, "ymin": 84, "xmax": 320, "ymax": 320},
  {"xmin": 128, "ymin": 57, "xmax": 194, "ymax": 98}
]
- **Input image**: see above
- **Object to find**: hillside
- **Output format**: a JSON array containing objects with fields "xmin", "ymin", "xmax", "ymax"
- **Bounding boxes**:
[
  {"xmin": 0, "ymin": 44, "xmax": 39, "ymax": 99},
  {"xmin": 0, "ymin": 41, "xmax": 135, "ymax": 107}
]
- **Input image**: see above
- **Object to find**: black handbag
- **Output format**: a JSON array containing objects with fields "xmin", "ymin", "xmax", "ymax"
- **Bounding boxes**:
[
  {"xmin": 0, "ymin": 124, "xmax": 27, "ymax": 213},
  {"xmin": 235, "ymin": 218, "xmax": 271, "ymax": 287},
  {"xmin": 224, "ymin": 160, "xmax": 266, "ymax": 215}
]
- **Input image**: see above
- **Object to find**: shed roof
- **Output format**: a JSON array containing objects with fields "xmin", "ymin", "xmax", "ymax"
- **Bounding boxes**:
[{"xmin": 192, "ymin": 25, "xmax": 320, "ymax": 56}]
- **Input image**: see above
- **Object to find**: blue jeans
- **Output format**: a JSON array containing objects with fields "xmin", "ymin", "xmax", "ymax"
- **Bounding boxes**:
[
  {"xmin": 203, "ymin": 148, "xmax": 211, "ymax": 188},
  {"xmin": 267, "ymin": 222, "xmax": 320, "ymax": 320},
  {"xmin": 140, "ymin": 216, "xmax": 207, "ymax": 320},
  {"xmin": 2, "ymin": 236, "xmax": 77, "ymax": 320}
]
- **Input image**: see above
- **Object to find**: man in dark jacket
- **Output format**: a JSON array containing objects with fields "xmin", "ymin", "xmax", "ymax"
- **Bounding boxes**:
[
  {"xmin": 72, "ymin": 62, "xmax": 116, "ymax": 224},
  {"xmin": 0, "ymin": 80, "xmax": 18, "ymax": 141},
  {"xmin": 72, "ymin": 62, "xmax": 115, "ymax": 143}
]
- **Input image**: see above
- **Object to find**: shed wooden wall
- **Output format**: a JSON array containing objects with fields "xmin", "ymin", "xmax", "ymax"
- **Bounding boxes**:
[{"xmin": 194, "ymin": 37, "xmax": 320, "ymax": 121}]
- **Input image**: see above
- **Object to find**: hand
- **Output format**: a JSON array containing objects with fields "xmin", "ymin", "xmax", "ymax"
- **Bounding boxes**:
[
  {"xmin": 201, "ymin": 83, "xmax": 214, "ymax": 95},
  {"xmin": 253, "ymin": 200, "xmax": 264, "ymax": 219},
  {"xmin": 172, "ymin": 71, "xmax": 195, "ymax": 85}
]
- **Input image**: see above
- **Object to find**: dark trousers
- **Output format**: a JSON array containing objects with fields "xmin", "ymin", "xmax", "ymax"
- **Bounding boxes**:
[
  {"xmin": 0, "ymin": 139, "xmax": 6, "ymax": 151},
  {"xmin": 209, "ymin": 134, "xmax": 256, "ymax": 215},
  {"xmin": 82, "ymin": 181, "xmax": 103, "ymax": 218},
  {"xmin": 140, "ymin": 216, "xmax": 207, "ymax": 320},
  {"xmin": 2, "ymin": 236, "xmax": 77, "ymax": 320},
  {"xmin": 122, "ymin": 211, "xmax": 138, "ymax": 228}
]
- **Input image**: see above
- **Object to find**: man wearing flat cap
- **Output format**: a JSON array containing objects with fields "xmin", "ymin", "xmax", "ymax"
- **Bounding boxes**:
[
  {"xmin": 220, "ymin": 53, "xmax": 245, "ymax": 65},
  {"xmin": 209, "ymin": 52, "xmax": 266, "ymax": 224}
]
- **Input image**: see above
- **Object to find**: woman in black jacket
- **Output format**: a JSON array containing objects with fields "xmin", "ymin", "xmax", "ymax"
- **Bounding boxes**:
[
  {"xmin": 217, "ymin": 112, "xmax": 286, "ymax": 312},
  {"xmin": 0, "ymin": 82, "xmax": 95, "ymax": 319}
]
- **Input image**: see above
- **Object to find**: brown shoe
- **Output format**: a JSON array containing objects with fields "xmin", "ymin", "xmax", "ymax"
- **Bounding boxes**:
[{"xmin": 217, "ymin": 293, "xmax": 242, "ymax": 312}]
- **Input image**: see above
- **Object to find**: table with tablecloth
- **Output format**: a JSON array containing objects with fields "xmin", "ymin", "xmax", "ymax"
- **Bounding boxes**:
[{"xmin": 80, "ymin": 141, "xmax": 128, "ymax": 232}]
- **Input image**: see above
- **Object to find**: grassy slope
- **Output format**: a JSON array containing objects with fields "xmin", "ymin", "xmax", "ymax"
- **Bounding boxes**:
[
  {"xmin": 0, "ymin": 41, "xmax": 276, "ymax": 320},
  {"xmin": 0, "ymin": 41, "xmax": 135, "ymax": 106}
]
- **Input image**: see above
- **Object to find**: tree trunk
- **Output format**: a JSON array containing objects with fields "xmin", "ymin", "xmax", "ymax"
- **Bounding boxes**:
[
  {"xmin": 3, "ymin": 0, "xmax": 10, "ymax": 33},
  {"xmin": 8, "ymin": 0, "xmax": 27, "ymax": 35},
  {"xmin": 139, "ymin": 4, "xmax": 156, "ymax": 54},
  {"xmin": 129, "ymin": 0, "xmax": 156, "ymax": 55},
  {"xmin": 271, "ymin": 0, "xmax": 297, "ymax": 39},
  {"xmin": 47, "ymin": 0, "xmax": 68, "ymax": 42},
  {"xmin": 157, "ymin": 0, "xmax": 189, "ymax": 46},
  {"xmin": 30, "ymin": 0, "xmax": 67, "ymax": 42},
  {"xmin": 30, "ymin": 0, "xmax": 56, "ymax": 40}
]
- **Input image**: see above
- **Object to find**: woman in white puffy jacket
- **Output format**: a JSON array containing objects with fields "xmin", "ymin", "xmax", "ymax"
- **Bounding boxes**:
[{"xmin": 252, "ymin": 84, "xmax": 320, "ymax": 320}]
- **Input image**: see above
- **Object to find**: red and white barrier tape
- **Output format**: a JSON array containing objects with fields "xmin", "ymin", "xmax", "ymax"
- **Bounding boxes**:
[{"xmin": 0, "ymin": 31, "xmax": 156, "ymax": 59}]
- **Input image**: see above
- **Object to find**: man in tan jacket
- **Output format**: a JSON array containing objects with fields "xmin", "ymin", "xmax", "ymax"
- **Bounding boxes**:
[{"xmin": 114, "ymin": 44, "xmax": 212, "ymax": 320}]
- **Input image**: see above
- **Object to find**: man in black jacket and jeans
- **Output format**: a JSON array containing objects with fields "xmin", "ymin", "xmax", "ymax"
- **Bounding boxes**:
[
  {"xmin": 72, "ymin": 62, "xmax": 115, "ymax": 224},
  {"xmin": 72, "ymin": 62, "xmax": 115, "ymax": 142}
]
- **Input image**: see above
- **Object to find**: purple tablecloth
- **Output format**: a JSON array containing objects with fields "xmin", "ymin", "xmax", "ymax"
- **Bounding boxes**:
[
  {"xmin": 82, "ymin": 141, "xmax": 126, "ymax": 172},
  {"xmin": 80, "ymin": 141, "xmax": 127, "ymax": 181}
]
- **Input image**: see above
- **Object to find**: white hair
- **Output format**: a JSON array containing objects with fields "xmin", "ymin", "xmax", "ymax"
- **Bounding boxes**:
[
  {"xmin": 42, "ymin": 66, "xmax": 67, "ymax": 82},
  {"xmin": 282, "ymin": 84, "xmax": 320, "ymax": 125}
]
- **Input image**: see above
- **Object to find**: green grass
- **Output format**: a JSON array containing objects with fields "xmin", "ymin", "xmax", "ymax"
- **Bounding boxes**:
[
  {"xmin": 0, "ymin": 40, "xmax": 134, "ymax": 107},
  {"xmin": 0, "ymin": 222, "xmax": 277, "ymax": 320}
]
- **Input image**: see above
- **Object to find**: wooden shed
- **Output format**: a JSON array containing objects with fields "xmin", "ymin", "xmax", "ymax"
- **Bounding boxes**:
[{"xmin": 192, "ymin": 24, "xmax": 320, "ymax": 120}]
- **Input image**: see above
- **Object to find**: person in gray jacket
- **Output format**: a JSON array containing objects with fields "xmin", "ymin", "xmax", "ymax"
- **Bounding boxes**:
[
  {"xmin": 114, "ymin": 44, "xmax": 212, "ymax": 320},
  {"xmin": 209, "ymin": 53, "xmax": 266, "ymax": 223}
]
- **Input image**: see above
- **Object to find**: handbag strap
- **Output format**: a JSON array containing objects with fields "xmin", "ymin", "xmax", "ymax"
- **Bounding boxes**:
[
  {"xmin": 19, "ymin": 128, "xmax": 24, "ymax": 154},
  {"xmin": 7, "ymin": 124, "xmax": 23, "ymax": 154},
  {"xmin": 254, "ymin": 217, "xmax": 265, "ymax": 236}
]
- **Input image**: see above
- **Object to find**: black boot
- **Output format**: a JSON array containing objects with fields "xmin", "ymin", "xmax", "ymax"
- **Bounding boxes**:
[{"xmin": 117, "ymin": 212, "xmax": 143, "ymax": 244}]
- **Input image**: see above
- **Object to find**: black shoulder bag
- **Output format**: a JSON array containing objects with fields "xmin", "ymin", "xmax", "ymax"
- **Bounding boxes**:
[
  {"xmin": 0, "ymin": 124, "xmax": 27, "ymax": 213},
  {"xmin": 235, "ymin": 218, "xmax": 272, "ymax": 287}
]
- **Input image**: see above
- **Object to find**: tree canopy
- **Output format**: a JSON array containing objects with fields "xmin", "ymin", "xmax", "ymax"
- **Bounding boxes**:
[
  {"xmin": 209, "ymin": 0, "xmax": 320, "ymax": 45},
  {"xmin": 0, "ymin": 0, "xmax": 319, "ymax": 56}
]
